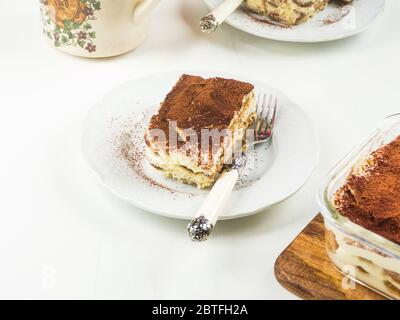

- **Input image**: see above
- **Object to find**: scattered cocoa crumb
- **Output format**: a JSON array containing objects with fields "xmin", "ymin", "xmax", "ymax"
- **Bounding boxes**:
[
  {"xmin": 235, "ymin": 148, "xmax": 262, "ymax": 190},
  {"xmin": 331, "ymin": 0, "xmax": 352, "ymax": 9}
]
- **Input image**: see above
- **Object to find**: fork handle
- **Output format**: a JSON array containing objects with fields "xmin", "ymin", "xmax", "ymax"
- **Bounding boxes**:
[
  {"xmin": 187, "ymin": 170, "xmax": 239, "ymax": 241},
  {"xmin": 200, "ymin": 0, "xmax": 244, "ymax": 33}
]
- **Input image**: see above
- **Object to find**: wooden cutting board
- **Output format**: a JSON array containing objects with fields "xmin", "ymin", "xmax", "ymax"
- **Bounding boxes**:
[{"xmin": 274, "ymin": 214, "xmax": 387, "ymax": 300}]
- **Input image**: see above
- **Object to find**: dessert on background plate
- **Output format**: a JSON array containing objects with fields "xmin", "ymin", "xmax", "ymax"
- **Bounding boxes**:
[
  {"xmin": 245, "ymin": 0, "xmax": 353, "ymax": 25},
  {"xmin": 202, "ymin": 0, "xmax": 385, "ymax": 42},
  {"xmin": 319, "ymin": 115, "xmax": 400, "ymax": 300},
  {"xmin": 144, "ymin": 74, "xmax": 256, "ymax": 189}
]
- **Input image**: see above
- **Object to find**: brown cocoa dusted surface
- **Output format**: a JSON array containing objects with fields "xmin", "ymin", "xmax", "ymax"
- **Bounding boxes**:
[
  {"xmin": 334, "ymin": 136, "xmax": 400, "ymax": 245},
  {"xmin": 148, "ymin": 74, "xmax": 254, "ymax": 137}
]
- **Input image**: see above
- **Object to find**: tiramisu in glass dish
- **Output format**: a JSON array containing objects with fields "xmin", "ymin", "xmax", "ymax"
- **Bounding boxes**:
[
  {"xmin": 144, "ymin": 74, "xmax": 256, "ymax": 189},
  {"xmin": 319, "ymin": 114, "xmax": 400, "ymax": 300}
]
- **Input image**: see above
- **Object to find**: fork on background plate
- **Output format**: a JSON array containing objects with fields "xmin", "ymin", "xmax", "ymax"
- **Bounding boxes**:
[{"xmin": 200, "ymin": 0, "xmax": 244, "ymax": 33}]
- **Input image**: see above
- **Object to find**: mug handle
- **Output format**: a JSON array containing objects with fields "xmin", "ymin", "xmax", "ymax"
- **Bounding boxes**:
[{"xmin": 132, "ymin": 0, "xmax": 161, "ymax": 24}]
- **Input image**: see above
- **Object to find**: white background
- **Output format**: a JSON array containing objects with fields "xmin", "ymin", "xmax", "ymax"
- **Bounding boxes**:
[{"xmin": 0, "ymin": 0, "xmax": 399, "ymax": 299}]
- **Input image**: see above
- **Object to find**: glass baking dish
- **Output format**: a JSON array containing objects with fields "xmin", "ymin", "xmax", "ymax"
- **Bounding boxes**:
[{"xmin": 318, "ymin": 113, "xmax": 400, "ymax": 300}]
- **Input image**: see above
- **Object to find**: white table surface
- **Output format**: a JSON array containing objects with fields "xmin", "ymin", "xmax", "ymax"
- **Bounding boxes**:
[{"xmin": 0, "ymin": 0, "xmax": 399, "ymax": 300}]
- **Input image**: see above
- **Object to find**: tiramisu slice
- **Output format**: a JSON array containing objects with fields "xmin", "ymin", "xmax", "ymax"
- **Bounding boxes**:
[
  {"xmin": 245, "ymin": 0, "xmax": 332, "ymax": 25},
  {"xmin": 144, "ymin": 74, "xmax": 256, "ymax": 188}
]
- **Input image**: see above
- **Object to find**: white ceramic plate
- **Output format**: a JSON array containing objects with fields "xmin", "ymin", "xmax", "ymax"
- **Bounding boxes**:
[
  {"xmin": 203, "ymin": 0, "xmax": 385, "ymax": 42},
  {"xmin": 82, "ymin": 71, "xmax": 319, "ymax": 220}
]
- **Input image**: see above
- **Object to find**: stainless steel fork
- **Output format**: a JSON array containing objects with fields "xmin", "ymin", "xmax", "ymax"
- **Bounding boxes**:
[{"xmin": 187, "ymin": 94, "xmax": 278, "ymax": 241}]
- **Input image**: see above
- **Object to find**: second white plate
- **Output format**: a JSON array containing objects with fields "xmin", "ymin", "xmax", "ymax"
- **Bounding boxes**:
[
  {"xmin": 82, "ymin": 71, "xmax": 319, "ymax": 220},
  {"xmin": 203, "ymin": 0, "xmax": 385, "ymax": 42}
]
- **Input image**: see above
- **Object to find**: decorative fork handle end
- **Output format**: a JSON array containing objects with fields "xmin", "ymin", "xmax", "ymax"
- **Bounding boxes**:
[
  {"xmin": 188, "ymin": 216, "xmax": 214, "ymax": 242},
  {"xmin": 200, "ymin": 14, "xmax": 218, "ymax": 33},
  {"xmin": 200, "ymin": 0, "xmax": 243, "ymax": 33},
  {"xmin": 187, "ymin": 170, "xmax": 239, "ymax": 242}
]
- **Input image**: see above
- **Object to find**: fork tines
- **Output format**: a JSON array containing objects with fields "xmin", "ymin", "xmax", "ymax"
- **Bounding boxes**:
[{"xmin": 254, "ymin": 93, "xmax": 277, "ymax": 141}]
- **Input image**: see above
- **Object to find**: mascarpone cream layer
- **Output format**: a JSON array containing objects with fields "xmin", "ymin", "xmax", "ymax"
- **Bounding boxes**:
[{"xmin": 327, "ymin": 226, "xmax": 400, "ymax": 299}]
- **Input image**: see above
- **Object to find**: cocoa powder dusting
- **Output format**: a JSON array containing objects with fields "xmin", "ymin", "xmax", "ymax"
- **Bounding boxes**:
[
  {"xmin": 115, "ymin": 114, "xmax": 193, "ymax": 196},
  {"xmin": 334, "ymin": 136, "xmax": 400, "ymax": 245},
  {"xmin": 119, "ymin": 132, "xmax": 173, "ymax": 192},
  {"xmin": 148, "ymin": 74, "xmax": 254, "ymax": 139},
  {"xmin": 322, "ymin": 4, "xmax": 351, "ymax": 26},
  {"xmin": 241, "ymin": 8, "xmax": 291, "ymax": 29}
]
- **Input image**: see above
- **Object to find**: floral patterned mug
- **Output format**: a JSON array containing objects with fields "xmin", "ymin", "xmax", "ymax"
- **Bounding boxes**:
[{"xmin": 39, "ymin": 0, "xmax": 160, "ymax": 58}]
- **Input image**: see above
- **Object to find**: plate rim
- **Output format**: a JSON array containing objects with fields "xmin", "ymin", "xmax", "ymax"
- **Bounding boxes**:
[{"xmin": 82, "ymin": 70, "xmax": 320, "ymax": 220}]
